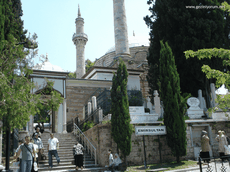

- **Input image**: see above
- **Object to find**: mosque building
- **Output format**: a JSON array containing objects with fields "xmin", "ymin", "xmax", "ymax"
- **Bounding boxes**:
[{"xmin": 25, "ymin": 0, "xmax": 151, "ymax": 135}]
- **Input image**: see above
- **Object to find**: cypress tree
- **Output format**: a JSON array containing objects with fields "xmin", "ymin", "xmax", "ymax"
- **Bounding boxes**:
[
  {"xmin": 145, "ymin": 0, "xmax": 229, "ymax": 106},
  {"xmin": 111, "ymin": 58, "xmax": 132, "ymax": 165},
  {"xmin": 159, "ymin": 41, "xmax": 187, "ymax": 163}
]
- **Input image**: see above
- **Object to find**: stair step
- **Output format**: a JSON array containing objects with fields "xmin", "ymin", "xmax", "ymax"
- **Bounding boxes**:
[
  {"xmin": 38, "ymin": 166, "xmax": 108, "ymax": 172},
  {"xmin": 39, "ymin": 160, "xmax": 95, "ymax": 165},
  {"xmin": 38, "ymin": 133, "xmax": 102, "ymax": 172},
  {"xmin": 38, "ymin": 164, "xmax": 100, "ymax": 171}
]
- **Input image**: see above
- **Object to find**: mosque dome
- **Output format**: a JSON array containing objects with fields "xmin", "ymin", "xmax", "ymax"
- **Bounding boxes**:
[
  {"xmin": 33, "ymin": 54, "xmax": 66, "ymax": 72},
  {"xmin": 215, "ymin": 84, "xmax": 229, "ymax": 95},
  {"xmin": 105, "ymin": 35, "xmax": 150, "ymax": 54}
]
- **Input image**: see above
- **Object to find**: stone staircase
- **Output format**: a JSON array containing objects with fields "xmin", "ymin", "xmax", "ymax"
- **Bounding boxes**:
[{"xmin": 38, "ymin": 133, "xmax": 107, "ymax": 172}]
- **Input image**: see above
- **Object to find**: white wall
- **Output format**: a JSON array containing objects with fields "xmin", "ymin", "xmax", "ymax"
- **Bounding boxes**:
[
  {"xmin": 92, "ymin": 73, "xmax": 140, "ymax": 90},
  {"xmin": 57, "ymin": 104, "xmax": 63, "ymax": 133},
  {"xmin": 32, "ymin": 78, "xmax": 64, "ymax": 95}
]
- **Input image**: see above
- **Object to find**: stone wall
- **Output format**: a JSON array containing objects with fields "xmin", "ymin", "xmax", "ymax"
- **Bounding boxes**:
[
  {"xmin": 83, "ymin": 121, "xmax": 230, "ymax": 166},
  {"xmin": 66, "ymin": 79, "xmax": 112, "ymax": 122},
  {"xmin": 83, "ymin": 123, "xmax": 178, "ymax": 167},
  {"xmin": 66, "ymin": 86, "xmax": 102, "ymax": 121}
]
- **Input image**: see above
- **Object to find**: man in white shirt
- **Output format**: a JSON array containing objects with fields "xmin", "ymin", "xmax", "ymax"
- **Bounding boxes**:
[{"xmin": 47, "ymin": 133, "xmax": 60, "ymax": 168}]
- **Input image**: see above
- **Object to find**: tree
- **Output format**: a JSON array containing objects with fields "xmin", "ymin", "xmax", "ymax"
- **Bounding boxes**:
[
  {"xmin": 0, "ymin": 0, "xmax": 63, "ymax": 132},
  {"xmin": 144, "ymin": 0, "xmax": 230, "ymax": 107},
  {"xmin": 159, "ymin": 41, "xmax": 187, "ymax": 163},
  {"xmin": 185, "ymin": 47, "xmax": 230, "ymax": 112},
  {"xmin": 85, "ymin": 59, "xmax": 94, "ymax": 73},
  {"xmin": 111, "ymin": 58, "xmax": 132, "ymax": 166},
  {"xmin": 68, "ymin": 71, "xmax": 76, "ymax": 78}
]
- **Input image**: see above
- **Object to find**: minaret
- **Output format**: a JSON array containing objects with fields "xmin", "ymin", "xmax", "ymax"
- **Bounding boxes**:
[
  {"xmin": 113, "ymin": 0, "xmax": 130, "ymax": 58},
  {"xmin": 72, "ymin": 5, "xmax": 88, "ymax": 78}
]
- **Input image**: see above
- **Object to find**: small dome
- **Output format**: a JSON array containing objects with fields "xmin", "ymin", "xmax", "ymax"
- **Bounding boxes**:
[
  {"xmin": 215, "ymin": 84, "xmax": 229, "ymax": 95},
  {"xmin": 33, "ymin": 54, "xmax": 65, "ymax": 72},
  {"xmin": 105, "ymin": 35, "xmax": 149, "ymax": 54}
]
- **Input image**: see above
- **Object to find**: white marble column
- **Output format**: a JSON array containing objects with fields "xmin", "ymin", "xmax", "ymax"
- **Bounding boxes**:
[
  {"xmin": 92, "ymin": 96, "xmax": 97, "ymax": 112},
  {"xmin": 88, "ymin": 102, "xmax": 92, "ymax": 115},
  {"xmin": 154, "ymin": 90, "xmax": 161, "ymax": 115},
  {"xmin": 63, "ymin": 99, "xmax": 67, "ymax": 133},
  {"xmin": 146, "ymin": 97, "xmax": 153, "ymax": 114},
  {"xmin": 98, "ymin": 107, "xmax": 103, "ymax": 123}
]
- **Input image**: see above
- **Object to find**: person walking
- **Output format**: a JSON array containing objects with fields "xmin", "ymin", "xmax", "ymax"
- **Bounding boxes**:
[
  {"xmin": 112, "ymin": 153, "xmax": 122, "ymax": 172},
  {"xmin": 33, "ymin": 133, "xmax": 43, "ymax": 165},
  {"xmin": 47, "ymin": 133, "xmax": 60, "ymax": 168},
  {"xmin": 32, "ymin": 127, "xmax": 41, "ymax": 139},
  {"xmin": 30, "ymin": 139, "xmax": 38, "ymax": 172},
  {"xmin": 215, "ymin": 130, "xmax": 228, "ymax": 161},
  {"xmin": 14, "ymin": 139, "xmax": 24, "ymax": 172},
  {"xmin": 73, "ymin": 141, "xmax": 84, "ymax": 170},
  {"xmin": 14, "ymin": 136, "xmax": 36, "ymax": 172},
  {"xmin": 200, "ymin": 130, "xmax": 211, "ymax": 163},
  {"xmin": 108, "ymin": 149, "xmax": 114, "ymax": 171}
]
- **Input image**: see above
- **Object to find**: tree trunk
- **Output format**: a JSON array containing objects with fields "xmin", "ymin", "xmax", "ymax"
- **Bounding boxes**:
[{"xmin": 176, "ymin": 155, "xmax": 180, "ymax": 163}]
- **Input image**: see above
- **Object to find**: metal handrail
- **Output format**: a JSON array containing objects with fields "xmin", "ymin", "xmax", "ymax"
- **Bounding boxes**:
[{"xmin": 73, "ymin": 123, "xmax": 97, "ymax": 165}]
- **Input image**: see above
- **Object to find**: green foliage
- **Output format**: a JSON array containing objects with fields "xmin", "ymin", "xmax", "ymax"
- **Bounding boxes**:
[
  {"xmin": 102, "ymin": 120, "xmax": 111, "ymax": 124},
  {"xmin": 82, "ymin": 121, "xmax": 95, "ymax": 132},
  {"xmin": 145, "ymin": 0, "xmax": 229, "ymax": 106},
  {"xmin": 159, "ymin": 41, "xmax": 187, "ymax": 163},
  {"xmin": 68, "ymin": 71, "xmax": 76, "ymax": 79},
  {"xmin": 185, "ymin": 47, "xmax": 230, "ymax": 113},
  {"xmin": 111, "ymin": 58, "xmax": 132, "ymax": 162},
  {"xmin": 85, "ymin": 59, "xmax": 95, "ymax": 73},
  {"xmin": 128, "ymin": 90, "xmax": 144, "ymax": 106}
]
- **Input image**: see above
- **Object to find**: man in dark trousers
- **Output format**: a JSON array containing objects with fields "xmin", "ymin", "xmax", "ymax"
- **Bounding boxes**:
[{"xmin": 47, "ymin": 133, "xmax": 60, "ymax": 168}]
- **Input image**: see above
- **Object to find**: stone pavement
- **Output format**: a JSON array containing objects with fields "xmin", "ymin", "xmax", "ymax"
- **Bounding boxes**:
[{"xmin": 164, "ymin": 161, "xmax": 230, "ymax": 172}]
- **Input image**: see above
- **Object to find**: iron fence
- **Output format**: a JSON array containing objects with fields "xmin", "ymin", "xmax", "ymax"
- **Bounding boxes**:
[{"xmin": 198, "ymin": 155, "xmax": 230, "ymax": 172}]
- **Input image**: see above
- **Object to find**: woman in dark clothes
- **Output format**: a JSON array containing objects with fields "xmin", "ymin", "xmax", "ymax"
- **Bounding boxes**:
[{"xmin": 73, "ymin": 141, "xmax": 84, "ymax": 170}]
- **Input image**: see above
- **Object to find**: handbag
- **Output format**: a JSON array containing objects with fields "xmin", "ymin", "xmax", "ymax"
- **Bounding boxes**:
[
  {"xmin": 224, "ymin": 145, "xmax": 230, "ymax": 155},
  {"xmin": 33, "ymin": 162, "xmax": 38, "ymax": 171}
]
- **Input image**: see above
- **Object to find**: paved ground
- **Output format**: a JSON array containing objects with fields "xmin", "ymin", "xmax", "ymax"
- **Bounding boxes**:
[{"xmin": 166, "ymin": 161, "xmax": 230, "ymax": 172}]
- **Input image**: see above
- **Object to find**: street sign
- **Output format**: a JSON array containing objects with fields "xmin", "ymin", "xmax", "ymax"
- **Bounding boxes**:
[{"xmin": 135, "ymin": 126, "xmax": 167, "ymax": 136}]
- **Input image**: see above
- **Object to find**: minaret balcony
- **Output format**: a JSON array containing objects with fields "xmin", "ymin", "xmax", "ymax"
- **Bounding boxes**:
[{"xmin": 72, "ymin": 33, "xmax": 88, "ymax": 41}]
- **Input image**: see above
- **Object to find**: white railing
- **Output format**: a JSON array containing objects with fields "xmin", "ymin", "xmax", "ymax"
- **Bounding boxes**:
[{"xmin": 73, "ymin": 123, "xmax": 97, "ymax": 165}]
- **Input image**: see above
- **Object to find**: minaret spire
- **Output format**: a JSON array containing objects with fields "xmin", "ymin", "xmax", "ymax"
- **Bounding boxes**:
[
  {"xmin": 72, "ymin": 5, "xmax": 88, "ymax": 79},
  {"xmin": 113, "ymin": 0, "xmax": 130, "ymax": 58},
  {"xmin": 78, "ymin": 4, "xmax": 81, "ymax": 17}
]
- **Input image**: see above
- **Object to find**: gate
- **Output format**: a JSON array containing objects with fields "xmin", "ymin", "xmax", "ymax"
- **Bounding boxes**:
[{"xmin": 198, "ymin": 155, "xmax": 230, "ymax": 172}]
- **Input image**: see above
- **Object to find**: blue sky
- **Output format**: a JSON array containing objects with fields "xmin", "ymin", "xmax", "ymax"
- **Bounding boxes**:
[{"xmin": 21, "ymin": 0, "xmax": 151, "ymax": 72}]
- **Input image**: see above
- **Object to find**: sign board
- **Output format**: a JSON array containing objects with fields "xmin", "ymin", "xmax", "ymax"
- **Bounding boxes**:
[
  {"xmin": 130, "ymin": 114, "xmax": 158, "ymax": 124},
  {"xmin": 135, "ymin": 126, "xmax": 167, "ymax": 136}
]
